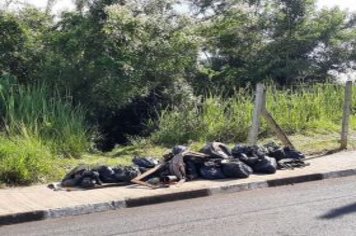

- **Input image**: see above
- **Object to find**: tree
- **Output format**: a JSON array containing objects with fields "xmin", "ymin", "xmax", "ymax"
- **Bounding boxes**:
[
  {"xmin": 194, "ymin": 0, "xmax": 356, "ymax": 88},
  {"xmin": 45, "ymin": 0, "xmax": 198, "ymax": 108},
  {"xmin": 0, "ymin": 8, "xmax": 51, "ymax": 82},
  {"xmin": 37, "ymin": 0, "xmax": 199, "ymax": 146}
]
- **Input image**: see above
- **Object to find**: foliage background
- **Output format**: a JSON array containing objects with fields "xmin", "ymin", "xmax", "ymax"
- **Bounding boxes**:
[{"xmin": 0, "ymin": 0, "xmax": 355, "ymax": 184}]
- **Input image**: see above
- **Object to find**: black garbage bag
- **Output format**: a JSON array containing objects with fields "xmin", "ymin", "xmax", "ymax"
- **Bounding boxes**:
[
  {"xmin": 61, "ymin": 166, "xmax": 102, "ymax": 188},
  {"xmin": 132, "ymin": 156, "xmax": 159, "ymax": 168},
  {"xmin": 61, "ymin": 165, "xmax": 88, "ymax": 186},
  {"xmin": 236, "ymin": 153, "xmax": 259, "ymax": 167},
  {"xmin": 253, "ymin": 156, "xmax": 277, "ymax": 174},
  {"xmin": 93, "ymin": 165, "xmax": 116, "ymax": 183},
  {"xmin": 264, "ymin": 142, "xmax": 288, "ymax": 161},
  {"xmin": 253, "ymin": 145, "xmax": 269, "ymax": 158},
  {"xmin": 264, "ymin": 142, "xmax": 305, "ymax": 161},
  {"xmin": 232, "ymin": 144, "xmax": 260, "ymax": 167},
  {"xmin": 232, "ymin": 144, "xmax": 268, "ymax": 158},
  {"xmin": 232, "ymin": 144, "xmax": 253, "ymax": 158},
  {"xmin": 183, "ymin": 153, "xmax": 206, "ymax": 165},
  {"xmin": 231, "ymin": 144, "xmax": 242, "ymax": 158},
  {"xmin": 199, "ymin": 161, "xmax": 226, "ymax": 180},
  {"xmin": 61, "ymin": 165, "xmax": 102, "ymax": 188},
  {"xmin": 277, "ymin": 147, "xmax": 308, "ymax": 170},
  {"xmin": 202, "ymin": 142, "xmax": 232, "ymax": 159},
  {"xmin": 61, "ymin": 178, "xmax": 79, "ymax": 187},
  {"xmin": 79, "ymin": 170, "xmax": 101, "ymax": 187},
  {"xmin": 268, "ymin": 148, "xmax": 286, "ymax": 161},
  {"xmin": 80, "ymin": 177, "xmax": 96, "ymax": 188},
  {"xmin": 277, "ymin": 158, "xmax": 310, "ymax": 170},
  {"xmin": 113, "ymin": 166, "xmax": 140, "ymax": 182},
  {"xmin": 284, "ymin": 147, "xmax": 305, "ymax": 160},
  {"xmin": 221, "ymin": 159, "xmax": 253, "ymax": 178},
  {"xmin": 172, "ymin": 145, "xmax": 188, "ymax": 155},
  {"xmin": 158, "ymin": 165, "xmax": 171, "ymax": 179},
  {"xmin": 185, "ymin": 161, "xmax": 199, "ymax": 180}
]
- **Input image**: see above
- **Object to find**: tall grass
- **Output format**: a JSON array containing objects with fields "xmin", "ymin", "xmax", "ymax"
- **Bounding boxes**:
[
  {"xmin": 0, "ymin": 135, "xmax": 59, "ymax": 185},
  {"xmin": 265, "ymin": 84, "xmax": 347, "ymax": 134},
  {"xmin": 150, "ymin": 84, "xmax": 356, "ymax": 145},
  {"xmin": 0, "ymin": 82, "xmax": 90, "ymax": 157}
]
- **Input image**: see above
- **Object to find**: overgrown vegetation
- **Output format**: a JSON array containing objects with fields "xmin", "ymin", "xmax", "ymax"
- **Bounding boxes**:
[
  {"xmin": 0, "ymin": 0, "xmax": 355, "ymax": 185},
  {"xmin": 151, "ymin": 84, "xmax": 356, "ymax": 145},
  {"xmin": 0, "ymin": 135, "xmax": 56, "ymax": 185},
  {"xmin": 0, "ymin": 79, "xmax": 90, "ymax": 157},
  {"xmin": 0, "ymin": 78, "xmax": 90, "ymax": 184}
]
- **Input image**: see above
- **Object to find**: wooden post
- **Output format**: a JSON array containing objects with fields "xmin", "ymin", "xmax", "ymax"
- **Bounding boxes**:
[
  {"xmin": 248, "ymin": 83, "xmax": 265, "ymax": 145},
  {"xmin": 340, "ymin": 80, "xmax": 353, "ymax": 149}
]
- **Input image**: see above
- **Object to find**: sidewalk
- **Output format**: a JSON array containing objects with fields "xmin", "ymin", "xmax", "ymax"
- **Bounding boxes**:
[{"xmin": 1, "ymin": 150, "xmax": 356, "ymax": 225}]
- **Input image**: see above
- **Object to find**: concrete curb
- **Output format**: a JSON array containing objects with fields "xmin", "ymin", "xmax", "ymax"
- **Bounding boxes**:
[{"xmin": 2, "ymin": 168, "xmax": 356, "ymax": 226}]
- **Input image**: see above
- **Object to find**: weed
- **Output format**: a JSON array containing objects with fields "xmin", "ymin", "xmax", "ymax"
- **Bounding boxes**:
[
  {"xmin": 0, "ymin": 82, "xmax": 90, "ymax": 157},
  {"xmin": 0, "ymin": 135, "xmax": 59, "ymax": 185},
  {"xmin": 151, "ymin": 84, "xmax": 356, "ymax": 145}
]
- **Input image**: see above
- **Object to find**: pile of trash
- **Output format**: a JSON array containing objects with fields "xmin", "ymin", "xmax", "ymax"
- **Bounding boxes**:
[{"xmin": 58, "ymin": 142, "xmax": 308, "ymax": 189}]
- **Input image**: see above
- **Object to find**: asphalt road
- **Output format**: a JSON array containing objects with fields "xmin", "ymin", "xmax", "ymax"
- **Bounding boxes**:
[{"xmin": 2, "ymin": 176, "xmax": 356, "ymax": 236}]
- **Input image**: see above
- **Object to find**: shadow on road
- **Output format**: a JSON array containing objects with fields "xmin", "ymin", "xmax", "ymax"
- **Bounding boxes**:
[{"xmin": 319, "ymin": 202, "xmax": 356, "ymax": 219}]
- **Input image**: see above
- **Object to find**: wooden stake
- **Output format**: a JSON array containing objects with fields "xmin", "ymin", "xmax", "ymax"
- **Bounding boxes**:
[
  {"xmin": 261, "ymin": 108, "xmax": 295, "ymax": 149},
  {"xmin": 248, "ymin": 83, "xmax": 265, "ymax": 145},
  {"xmin": 340, "ymin": 80, "xmax": 353, "ymax": 149}
]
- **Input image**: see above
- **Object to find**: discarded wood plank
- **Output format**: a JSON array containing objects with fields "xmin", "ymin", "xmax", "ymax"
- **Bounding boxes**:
[
  {"xmin": 131, "ymin": 164, "xmax": 165, "ymax": 189},
  {"xmin": 261, "ymin": 108, "xmax": 295, "ymax": 149},
  {"xmin": 131, "ymin": 179, "xmax": 160, "ymax": 189},
  {"xmin": 340, "ymin": 80, "xmax": 353, "ymax": 149},
  {"xmin": 131, "ymin": 151, "xmax": 209, "ymax": 189}
]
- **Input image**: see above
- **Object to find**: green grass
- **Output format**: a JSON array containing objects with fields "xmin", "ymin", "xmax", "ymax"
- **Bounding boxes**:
[
  {"xmin": 0, "ymin": 82, "xmax": 90, "ymax": 157},
  {"xmin": 0, "ymin": 79, "xmax": 92, "ymax": 185},
  {"xmin": 1, "ymin": 83, "xmax": 356, "ymax": 186},
  {"xmin": 1, "ymin": 131, "xmax": 354, "ymax": 186},
  {"xmin": 150, "ymin": 84, "xmax": 356, "ymax": 145},
  {"xmin": 0, "ymin": 135, "xmax": 58, "ymax": 185},
  {"xmin": 264, "ymin": 84, "xmax": 348, "ymax": 134}
]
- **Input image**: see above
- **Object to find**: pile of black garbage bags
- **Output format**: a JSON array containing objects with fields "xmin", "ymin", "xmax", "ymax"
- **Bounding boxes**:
[
  {"xmin": 171, "ymin": 142, "xmax": 307, "ymax": 181},
  {"xmin": 60, "ymin": 142, "xmax": 308, "ymax": 189},
  {"xmin": 60, "ymin": 165, "xmax": 141, "ymax": 188}
]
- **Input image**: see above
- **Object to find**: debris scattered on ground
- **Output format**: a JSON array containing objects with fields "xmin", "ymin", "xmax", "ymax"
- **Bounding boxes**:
[{"xmin": 52, "ymin": 142, "xmax": 309, "ymax": 190}]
